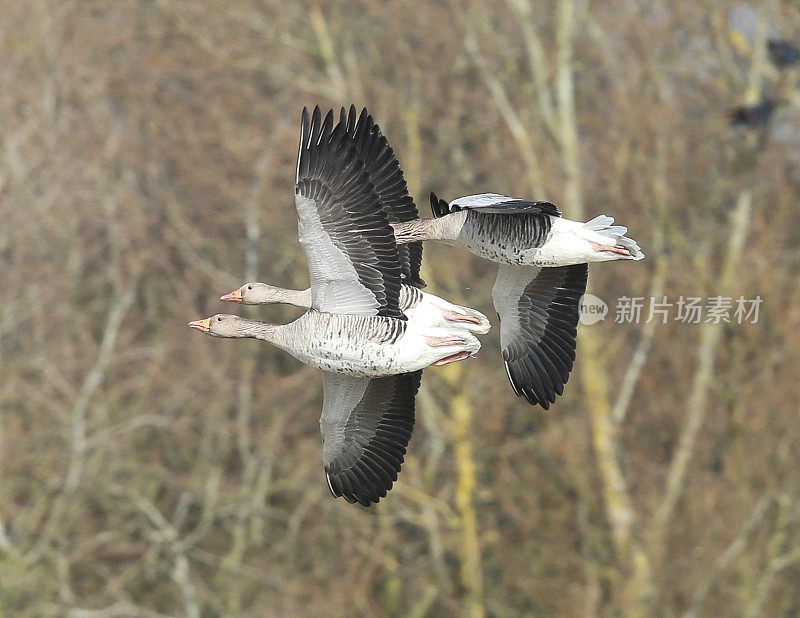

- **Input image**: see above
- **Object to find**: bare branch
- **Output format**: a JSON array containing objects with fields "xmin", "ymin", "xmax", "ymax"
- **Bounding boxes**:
[
  {"xmin": 172, "ymin": 553, "xmax": 201, "ymax": 618},
  {"xmin": 745, "ymin": 494, "xmax": 800, "ymax": 618},
  {"xmin": 29, "ymin": 281, "xmax": 138, "ymax": 561},
  {"xmin": 161, "ymin": 193, "xmax": 239, "ymax": 289},
  {"xmin": 461, "ymin": 24, "xmax": 544, "ymax": 196},
  {"xmin": 309, "ymin": 4, "xmax": 347, "ymax": 101},
  {"xmin": 123, "ymin": 490, "xmax": 203, "ymax": 618},
  {"xmin": 612, "ymin": 134, "xmax": 669, "ymax": 426},
  {"xmin": 0, "ymin": 520, "xmax": 10, "ymax": 552},
  {"xmin": 505, "ymin": 0, "xmax": 558, "ymax": 137},
  {"xmin": 446, "ymin": 364, "xmax": 484, "ymax": 618},
  {"xmin": 650, "ymin": 189, "xmax": 753, "ymax": 549},
  {"xmin": 555, "ymin": 0, "xmax": 582, "ymax": 220},
  {"xmin": 67, "ymin": 602, "xmax": 173, "ymax": 618},
  {"xmin": 746, "ymin": 549, "xmax": 800, "ymax": 617},
  {"xmin": 244, "ymin": 146, "xmax": 271, "ymax": 285},
  {"xmin": 683, "ymin": 495, "xmax": 774, "ymax": 617},
  {"xmin": 552, "ymin": 3, "xmax": 654, "ymax": 610},
  {"xmin": 83, "ymin": 414, "xmax": 170, "ymax": 450}
]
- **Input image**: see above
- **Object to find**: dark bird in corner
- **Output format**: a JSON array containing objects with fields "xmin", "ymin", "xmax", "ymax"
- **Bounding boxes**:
[
  {"xmin": 767, "ymin": 39, "xmax": 800, "ymax": 68},
  {"xmin": 727, "ymin": 100, "xmax": 777, "ymax": 128}
]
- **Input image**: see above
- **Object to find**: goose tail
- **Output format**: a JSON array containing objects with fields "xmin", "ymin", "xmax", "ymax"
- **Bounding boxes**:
[
  {"xmin": 445, "ymin": 305, "xmax": 491, "ymax": 334},
  {"xmin": 583, "ymin": 215, "xmax": 645, "ymax": 260}
]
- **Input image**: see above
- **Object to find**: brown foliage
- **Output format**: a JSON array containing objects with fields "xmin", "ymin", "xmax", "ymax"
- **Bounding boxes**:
[{"xmin": 2, "ymin": 1, "xmax": 800, "ymax": 615}]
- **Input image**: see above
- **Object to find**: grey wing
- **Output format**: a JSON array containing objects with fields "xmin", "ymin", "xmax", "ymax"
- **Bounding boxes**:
[
  {"xmin": 320, "ymin": 370, "xmax": 422, "ymax": 506},
  {"xmin": 492, "ymin": 263, "xmax": 588, "ymax": 409},
  {"xmin": 340, "ymin": 106, "xmax": 425, "ymax": 288},
  {"xmin": 430, "ymin": 191, "xmax": 561, "ymax": 217},
  {"xmin": 295, "ymin": 106, "xmax": 404, "ymax": 319}
]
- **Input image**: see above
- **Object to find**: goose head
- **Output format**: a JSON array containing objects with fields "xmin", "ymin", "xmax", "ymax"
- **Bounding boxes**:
[
  {"xmin": 188, "ymin": 314, "xmax": 271, "ymax": 338},
  {"xmin": 220, "ymin": 282, "xmax": 279, "ymax": 304},
  {"xmin": 220, "ymin": 282, "xmax": 309, "ymax": 306}
]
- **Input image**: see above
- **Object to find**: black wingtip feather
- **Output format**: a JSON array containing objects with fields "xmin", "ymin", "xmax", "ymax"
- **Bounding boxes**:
[
  {"xmin": 430, "ymin": 192, "xmax": 451, "ymax": 218},
  {"xmin": 499, "ymin": 264, "xmax": 588, "ymax": 410},
  {"xmin": 324, "ymin": 371, "xmax": 421, "ymax": 507},
  {"xmin": 310, "ymin": 106, "xmax": 322, "ymax": 144},
  {"xmin": 325, "ymin": 106, "xmax": 424, "ymax": 287}
]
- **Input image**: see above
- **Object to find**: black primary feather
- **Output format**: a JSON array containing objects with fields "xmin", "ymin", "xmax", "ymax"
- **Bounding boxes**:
[
  {"xmin": 499, "ymin": 264, "xmax": 588, "ymax": 409},
  {"xmin": 324, "ymin": 371, "xmax": 422, "ymax": 506},
  {"xmin": 430, "ymin": 191, "xmax": 451, "ymax": 218},
  {"xmin": 336, "ymin": 106, "xmax": 426, "ymax": 288}
]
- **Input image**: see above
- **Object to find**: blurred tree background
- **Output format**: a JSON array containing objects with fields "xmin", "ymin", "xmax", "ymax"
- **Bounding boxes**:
[{"xmin": 2, "ymin": 1, "xmax": 800, "ymax": 616}]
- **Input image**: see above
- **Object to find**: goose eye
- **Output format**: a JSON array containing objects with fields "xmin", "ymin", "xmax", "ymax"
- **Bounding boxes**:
[
  {"xmin": 247, "ymin": 285, "xmax": 252, "ymax": 290},
  {"xmin": 217, "ymin": 317, "xmax": 222, "ymax": 321}
]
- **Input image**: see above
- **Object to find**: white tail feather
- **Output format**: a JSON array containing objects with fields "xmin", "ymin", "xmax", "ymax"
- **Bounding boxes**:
[
  {"xmin": 584, "ymin": 215, "xmax": 645, "ymax": 260},
  {"xmin": 583, "ymin": 215, "xmax": 615, "ymax": 230}
]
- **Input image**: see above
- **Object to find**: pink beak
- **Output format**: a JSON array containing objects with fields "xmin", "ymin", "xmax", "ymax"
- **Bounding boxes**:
[
  {"xmin": 188, "ymin": 318, "xmax": 211, "ymax": 332},
  {"xmin": 220, "ymin": 289, "xmax": 243, "ymax": 303}
]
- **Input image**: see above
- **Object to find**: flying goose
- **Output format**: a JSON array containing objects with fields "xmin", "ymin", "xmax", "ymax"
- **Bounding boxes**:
[
  {"xmin": 219, "ymin": 282, "xmax": 490, "ymax": 333},
  {"xmin": 189, "ymin": 107, "xmax": 481, "ymax": 506},
  {"xmin": 391, "ymin": 192, "xmax": 644, "ymax": 409},
  {"xmin": 218, "ymin": 106, "xmax": 490, "ymax": 333}
]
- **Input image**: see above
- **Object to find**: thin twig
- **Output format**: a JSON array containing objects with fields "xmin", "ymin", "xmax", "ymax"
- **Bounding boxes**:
[
  {"xmin": 83, "ymin": 414, "xmax": 170, "ymax": 450},
  {"xmin": 67, "ymin": 601, "xmax": 173, "ymax": 618},
  {"xmin": 683, "ymin": 495, "xmax": 774, "ymax": 617},
  {"xmin": 161, "ymin": 194, "xmax": 239, "ymax": 289},
  {"xmin": 309, "ymin": 4, "xmax": 347, "ymax": 101},
  {"xmin": 555, "ymin": 0, "xmax": 582, "ymax": 219},
  {"xmin": 0, "ymin": 520, "xmax": 10, "ymax": 552},
  {"xmin": 29, "ymin": 282, "xmax": 138, "ymax": 562},
  {"xmin": 505, "ymin": 0, "xmax": 558, "ymax": 138},
  {"xmin": 461, "ymin": 17, "xmax": 544, "ymax": 196},
  {"xmin": 746, "ymin": 548, "xmax": 800, "ymax": 618},
  {"xmin": 124, "ymin": 490, "xmax": 202, "ymax": 618},
  {"xmin": 612, "ymin": 134, "xmax": 669, "ymax": 426}
]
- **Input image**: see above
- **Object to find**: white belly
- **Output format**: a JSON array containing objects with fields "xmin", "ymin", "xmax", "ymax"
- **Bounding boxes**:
[
  {"xmin": 286, "ymin": 322, "xmax": 481, "ymax": 378},
  {"xmin": 522, "ymin": 218, "xmax": 597, "ymax": 266}
]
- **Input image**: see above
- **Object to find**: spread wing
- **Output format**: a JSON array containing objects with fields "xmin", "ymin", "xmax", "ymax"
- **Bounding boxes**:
[
  {"xmin": 492, "ymin": 263, "xmax": 588, "ymax": 409},
  {"xmin": 430, "ymin": 192, "xmax": 561, "ymax": 218},
  {"xmin": 340, "ymin": 106, "xmax": 425, "ymax": 288},
  {"xmin": 295, "ymin": 106, "xmax": 404, "ymax": 319},
  {"xmin": 320, "ymin": 371, "xmax": 422, "ymax": 506}
]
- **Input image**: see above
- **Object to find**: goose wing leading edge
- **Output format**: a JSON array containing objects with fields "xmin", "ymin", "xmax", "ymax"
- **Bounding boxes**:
[
  {"xmin": 295, "ymin": 106, "xmax": 421, "ymax": 505},
  {"xmin": 492, "ymin": 263, "xmax": 588, "ymax": 409},
  {"xmin": 431, "ymin": 191, "xmax": 561, "ymax": 217},
  {"xmin": 321, "ymin": 370, "xmax": 422, "ymax": 506}
]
